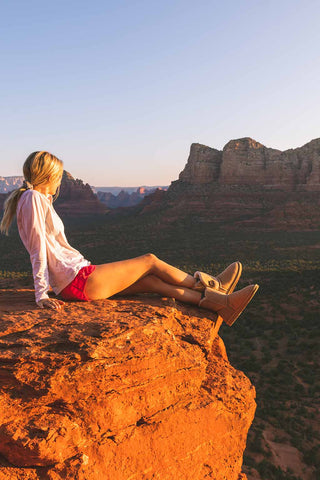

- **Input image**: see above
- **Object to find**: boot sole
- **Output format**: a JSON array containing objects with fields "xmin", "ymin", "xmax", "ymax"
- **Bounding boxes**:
[{"xmin": 223, "ymin": 284, "xmax": 259, "ymax": 326}]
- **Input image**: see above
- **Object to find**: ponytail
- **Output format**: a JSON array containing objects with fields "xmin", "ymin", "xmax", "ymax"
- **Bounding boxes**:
[
  {"xmin": 0, "ymin": 185, "xmax": 29, "ymax": 236},
  {"xmin": 0, "ymin": 151, "xmax": 63, "ymax": 235}
]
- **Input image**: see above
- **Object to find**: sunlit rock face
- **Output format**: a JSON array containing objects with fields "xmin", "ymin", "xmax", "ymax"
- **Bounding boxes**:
[
  {"xmin": 0, "ymin": 290, "xmax": 255, "ymax": 480},
  {"xmin": 178, "ymin": 143, "xmax": 222, "ymax": 184},
  {"xmin": 131, "ymin": 137, "xmax": 320, "ymax": 230},
  {"xmin": 176, "ymin": 137, "xmax": 320, "ymax": 190},
  {"xmin": 220, "ymin": 138, "xmax": 285, "ymax": 187},
  {"xmin": 220, "ymin": 137, "xmax": 320, "ymax": 189}
]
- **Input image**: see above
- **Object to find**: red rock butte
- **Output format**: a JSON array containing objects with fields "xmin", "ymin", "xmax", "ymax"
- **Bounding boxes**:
[
  {"xmin": 0, "ymin": 290, "xmax": 256, "ymax": 480},
  {"xmin": 133, "ymin": 137, "xmax": 320, "ymax": 230}
]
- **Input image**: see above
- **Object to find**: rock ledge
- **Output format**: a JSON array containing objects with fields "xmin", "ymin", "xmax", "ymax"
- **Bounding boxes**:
[{"xmin": 0, "ymin": 290, "xmax": 256, "ymax": 480}]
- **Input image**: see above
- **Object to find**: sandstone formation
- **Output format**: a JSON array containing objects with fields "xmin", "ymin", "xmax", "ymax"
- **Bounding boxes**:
[
  {"xmin": 0, "ymin": 289, "xmax": 256, "ymax": 480},
  {"xmin": 131, "ymin": 137, "xmax": 320, "ymax": 229},
  {"xmin": 220, "ymin": 137, "xmax": 320, "ymax": 189},
  {"xmin": 176, "ymin": 137, "xmax": 320, "ymax": 190},
  {"xmin": 178, "ymin": 144, "xmax": 222, "ymax": 184},
  {"xmin": 54, "ymin": 171, "xmax": 107, "ymax": 215}
]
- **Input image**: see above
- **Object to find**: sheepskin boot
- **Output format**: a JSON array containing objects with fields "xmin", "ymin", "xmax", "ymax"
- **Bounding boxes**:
[
  {"xmin": 198, "ymin": 283, "xmax": 259, "ymax": 326},
  {"xmin": 193, "ymin": 261, "xmax": 242, "ymax": 294}
]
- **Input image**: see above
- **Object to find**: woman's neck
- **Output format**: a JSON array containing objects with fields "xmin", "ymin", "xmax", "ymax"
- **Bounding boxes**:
[
  {"xmin": 34, "ymin": 185, "xmax": 50, "ymax": 195},
  {"xmin": 34, "ymin": 182, "xmax": 57, "ymax": 199}
]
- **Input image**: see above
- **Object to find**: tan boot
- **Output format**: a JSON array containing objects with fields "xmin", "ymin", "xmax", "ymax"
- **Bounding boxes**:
[
  {"xmin": 198, "ymin": 283, "xmax": 259, "ymax": 326},
  {"xmin": 194, "ymin": 261, "xmax": 242, "ymax": 294}
]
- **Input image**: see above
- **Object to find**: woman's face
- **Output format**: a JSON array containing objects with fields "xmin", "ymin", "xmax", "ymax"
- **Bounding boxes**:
[
  {"xmin": 47, "ymin": 172, "xmax": 63, "ymax": 195},
  {"xmin": 33, "ymin": 170, "xmax": 63, "ymax": 196}
]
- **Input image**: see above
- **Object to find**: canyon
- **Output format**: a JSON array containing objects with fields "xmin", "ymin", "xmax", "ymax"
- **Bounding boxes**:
[
  {"xmin": 0, "ymin": 175, "xmax": 166, "ymax": 213},
  {"xmin": 96, "ymin": 186, "xmax": 167, "ymax": 209}
]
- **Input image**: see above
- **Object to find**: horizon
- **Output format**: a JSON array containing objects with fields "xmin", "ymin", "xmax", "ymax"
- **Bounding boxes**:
[
  {"xmin": 0, "ymin": 175, "xmax": 169, "ymax": 189},
  {"xmin": 2, "ymin": 133, "xmax": 319, "ymax": 188},
  {"xmin": 1, "ymin": 1, "xmax": 319, "ymax": 185}
]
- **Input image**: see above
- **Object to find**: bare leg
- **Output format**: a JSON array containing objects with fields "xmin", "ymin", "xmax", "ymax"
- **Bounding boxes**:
[
  {"xmin": 115, "ymin": 274, "xmax": 202, "ymax": 305},
  {"xmin": 84, "ymin": 253, "xmax": 197, "ymax": 301}
]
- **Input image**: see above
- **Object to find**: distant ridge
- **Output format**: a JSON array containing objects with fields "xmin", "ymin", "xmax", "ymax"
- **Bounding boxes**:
[
  {"xmin": 0, "ymin": 177, "xmax": 168, "ymax": 197},
  {"xmin": 91, "ymin": 185, "xmax": 168, "ymax": 195},
  {"xmin": 0, "ymin": 177, "xmax": 168, "ymax": 211},
  {"xmin": 95, "ymin": 186, "xmax": 168, "ymax": 209},
  {"xmin": 0, "ymin": 171, "xmax": 107, "ymax": 215},
  {"xmin": 0, "ymin": 176, "xmax": 23, "ymax": 193}
]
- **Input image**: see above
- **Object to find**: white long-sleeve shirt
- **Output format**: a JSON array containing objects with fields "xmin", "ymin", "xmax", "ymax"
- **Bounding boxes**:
[{"xmin": 16, "ymin": 189, "xmax": 91, "ymax": 304}]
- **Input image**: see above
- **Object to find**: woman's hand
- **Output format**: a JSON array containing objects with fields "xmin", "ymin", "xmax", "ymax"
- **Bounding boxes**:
[{"xmin": 37, "ymin": 298, "xmax": 65, "ymax": 310}]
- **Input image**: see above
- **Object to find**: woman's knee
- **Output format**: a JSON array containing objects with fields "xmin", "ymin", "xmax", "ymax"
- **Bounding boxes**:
[{"xmin": 142, "ymin": 252, "xmax": 158, "ymax": 267}]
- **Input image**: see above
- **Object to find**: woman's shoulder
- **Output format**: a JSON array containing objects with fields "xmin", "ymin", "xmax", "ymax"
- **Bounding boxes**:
[
  {"xmin": 18, "ymin": 188, "xmax": 41, "ymax": 204},
  {"xmin": 17, "ymin": 189, "xmax": 51, "ymax": 213}
]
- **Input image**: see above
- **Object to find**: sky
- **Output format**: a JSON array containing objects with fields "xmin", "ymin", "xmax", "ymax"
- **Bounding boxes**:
[{"xmin": 1, "ymin": 0, "xmax": 319, "ymax": 186}]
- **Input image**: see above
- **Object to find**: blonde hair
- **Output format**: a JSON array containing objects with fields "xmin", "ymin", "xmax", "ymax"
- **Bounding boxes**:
[{"xmin": 0, "ymin": 151, "xmax": 64, "ymax": 236}]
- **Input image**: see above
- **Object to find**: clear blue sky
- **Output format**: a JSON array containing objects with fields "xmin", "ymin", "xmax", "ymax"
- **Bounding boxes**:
[{"xmin": 1, "ymin": 0, "xmax": 319, "ymax": 186}]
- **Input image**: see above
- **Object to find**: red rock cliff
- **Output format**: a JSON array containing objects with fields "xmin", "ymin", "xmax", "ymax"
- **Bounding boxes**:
[
  {"xmin": 0, "ymin": 290, "xmax": 256, "ymax": 480},
  {"xmin": 177, "ymin": 137, "xmax": 320, "ymax": 190},
  {"xmin": 133, "ymin": 137, "xmax": 320, "ymax": 229},
  {"xmin": 54, "ymin": 171, "xmax": 107, "ymax": 215}
]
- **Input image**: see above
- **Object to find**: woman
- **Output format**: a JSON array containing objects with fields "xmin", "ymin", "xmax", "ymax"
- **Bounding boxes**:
[{"xmin": 0, "ymin": 151, "xmax": 259, "ymax": 326}]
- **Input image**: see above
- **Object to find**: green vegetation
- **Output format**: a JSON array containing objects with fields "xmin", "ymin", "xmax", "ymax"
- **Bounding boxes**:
[
  {"xmin": 0, "ymin": 270, "xmax": 29, "ymax": 278},
  {"xmin": 1, "ymin": 212, "xmax": 319, "ymax": 479}
]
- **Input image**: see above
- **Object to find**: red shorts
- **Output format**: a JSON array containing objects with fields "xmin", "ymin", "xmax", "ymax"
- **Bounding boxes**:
[{"xmin": 59, "ymin": 265, "xmax": 96, "ymax": 301}]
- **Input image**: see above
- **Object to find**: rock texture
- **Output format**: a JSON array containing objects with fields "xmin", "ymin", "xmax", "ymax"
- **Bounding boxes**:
[
  {"xmin": 54, "ymin": 171, "xmax": 107, "ymax": 215},
  {"xmin": 178, "ymin": 144, "xmax": 222, "ymax": 185},
  {"xmin": 131, "ymin": 137, "xmax": 320, "ymax": 229},
  {"xmin": 0, "ymin": 290, "xmax": 256, "ymax": 480},
  {"xmin": 175, "ymin": 137, "xmax": 320, "ymax": 190},
  {"xmin": 220, "ymin": 137, "xmax": 320, "ymax": 189}
]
